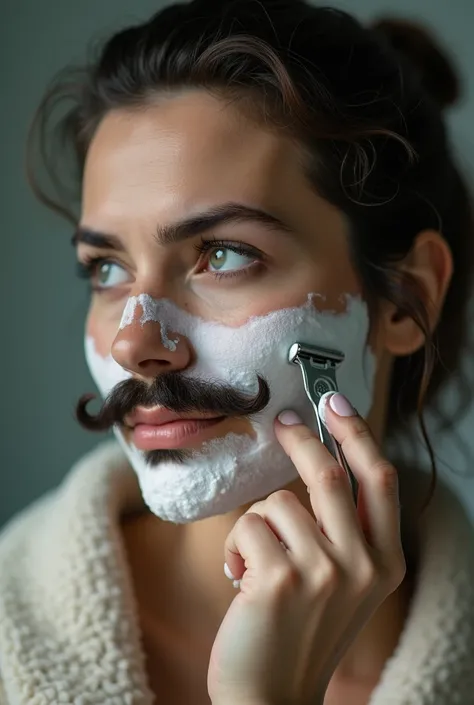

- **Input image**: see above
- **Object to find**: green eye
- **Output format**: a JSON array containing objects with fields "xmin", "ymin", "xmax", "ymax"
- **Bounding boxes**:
[
  {"xmin": 96, "ymin": 262, "xmax": 130, "ymax": 288},
  {"xmin": 207, "ymin": 247, "xmax": 255, "ymax": 273},
  {"xmin": 209, "ymin": 248, "xmax": 227, "ymax": 270},
  {"xmin": 99, "ymin": 263, "xmax": 112, "ymax": 284}
]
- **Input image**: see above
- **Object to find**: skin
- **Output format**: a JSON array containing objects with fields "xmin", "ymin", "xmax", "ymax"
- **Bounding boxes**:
[{"xmin": 78, "ymin": 91, "xmax": 453, "ymax": 704}]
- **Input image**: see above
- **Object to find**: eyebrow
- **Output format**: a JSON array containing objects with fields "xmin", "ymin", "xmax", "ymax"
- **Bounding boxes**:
[
  {"xmin": 72, "ymin": 202, "xmax": 293, "ymax": 250},
  {"xmin": 71, "ymin": 228, "xmax": 125, "ymax": 250}
]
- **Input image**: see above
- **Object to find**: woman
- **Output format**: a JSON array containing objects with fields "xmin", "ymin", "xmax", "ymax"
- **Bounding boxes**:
[{"xmin": 0, "ymin": 0, "xmax": 473, "ymax": 703}]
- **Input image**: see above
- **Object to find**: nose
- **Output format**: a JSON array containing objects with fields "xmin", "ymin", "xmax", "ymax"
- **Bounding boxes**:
[{"xmin": 111, "ymin": 311, "xmax": 192, "ymax": 380}]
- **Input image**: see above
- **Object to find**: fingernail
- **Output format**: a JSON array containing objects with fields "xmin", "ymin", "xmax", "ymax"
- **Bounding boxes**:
[
  {"xmin": 278, "ymin": 410, "xmax": 303, "ymax": 426},
  {"xmin": 224, "ymin": 562, "xmax": 236, "ymax": 580},
  {"xmin": 329, "ymin": 393, "xmax": 356, "ymax": 417},
  {"xmin": 224, "ymin": 564, "xmax": 241, "ymax": 589},
  {"xmin": 318, "ymin": 391, "xmax": 335, "ymax": 427}
]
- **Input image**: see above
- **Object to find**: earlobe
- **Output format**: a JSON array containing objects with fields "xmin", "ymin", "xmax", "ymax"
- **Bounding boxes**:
[
  {"xmin": 381, "ymin": 297, "xmax": 425, "ymax": 357},
  {"xmin": 380, "ymin": 230, "xmax": 453, "ymax": 357}
]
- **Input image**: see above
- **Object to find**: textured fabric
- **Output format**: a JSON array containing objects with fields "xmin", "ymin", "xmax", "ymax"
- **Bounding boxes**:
[{"xmin": 0, "ymin": 440, "xmax": 473, "ymax": 704}]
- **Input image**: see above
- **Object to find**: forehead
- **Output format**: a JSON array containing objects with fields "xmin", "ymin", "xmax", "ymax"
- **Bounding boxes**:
[{"xmin": 82, "ymin": 91, "xmax": 309, "ymax": 221}]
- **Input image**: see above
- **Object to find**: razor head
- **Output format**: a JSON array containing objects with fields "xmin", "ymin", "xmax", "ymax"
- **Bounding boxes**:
[
  {"xmin": 288, "ymin": 342, "xmax": 344, "ymax": 399},
  {"xmin": 288, "ymin": 342, "xmax": 344, "ymax": 368},
  {"xmin": 288, "ymin": 341, "xmax": 358, "ymax": 505}
]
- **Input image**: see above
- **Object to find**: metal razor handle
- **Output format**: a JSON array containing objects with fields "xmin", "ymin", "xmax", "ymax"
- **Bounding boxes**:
[{"xmin": 288, "ymin": 343, "xmax": 359, "ymax": 505}]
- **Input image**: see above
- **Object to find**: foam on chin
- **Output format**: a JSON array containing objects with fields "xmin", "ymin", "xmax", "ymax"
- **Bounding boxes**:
[{"xmin": 84, "ymin": 294, "xmax": 376, "ymax": 523}]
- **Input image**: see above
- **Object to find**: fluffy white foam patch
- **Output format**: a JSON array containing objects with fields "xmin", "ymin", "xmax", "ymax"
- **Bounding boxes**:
[
  {"xmin": 85, "ymin": 294, "xmax": 375, "ymax": 523},
  {"xmin": 120, "ymin": 295, "xmax": 180, "ymax": 351}
]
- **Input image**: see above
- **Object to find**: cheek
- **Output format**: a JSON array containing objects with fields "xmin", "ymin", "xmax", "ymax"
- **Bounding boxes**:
[
  {"xmin": 200, "ymin": 273, "xmax": 362, "ymax": 327},
  {"xmin": 86, "ymin": 309, "xmax": 118, "ymax": 358},
  {"xmin": 227, "ymin": 286, "xmax": 362, "ymax": 327}
]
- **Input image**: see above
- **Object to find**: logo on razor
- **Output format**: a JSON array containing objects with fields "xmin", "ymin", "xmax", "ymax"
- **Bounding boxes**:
[
  {"xmin": 313, "ymin": 376, "xmax": 336, "ymax": 398},
  {"xmin": 288, "ymin": 342, "xmax": 358, "ymax": 505}
]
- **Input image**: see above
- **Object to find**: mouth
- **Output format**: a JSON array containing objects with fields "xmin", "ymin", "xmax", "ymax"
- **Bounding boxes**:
[{"xmin": 124, "ymin": 407, "xmax": 227, "ymax": 451}]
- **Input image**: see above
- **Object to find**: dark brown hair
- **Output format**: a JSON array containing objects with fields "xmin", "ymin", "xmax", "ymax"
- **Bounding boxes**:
[{"xmin": 27, "ymin": 0, "xmax": 474, "ymax": 512}]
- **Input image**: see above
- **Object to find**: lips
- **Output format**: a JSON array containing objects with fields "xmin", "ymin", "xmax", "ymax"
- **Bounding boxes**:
[{"xmin": 125, "ymin": 407, "xmax": 226, "ymax": 451}]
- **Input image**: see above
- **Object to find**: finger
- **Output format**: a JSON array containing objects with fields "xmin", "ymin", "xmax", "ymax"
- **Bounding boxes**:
[
  {"xmin": 244, "ymin": 490, "xmax": 326, "ymax": 564},
  {"xmin": 322, "ymin": 393, "xmax": 402, "ymax": 556},
  {"xmin": 224, "ymin": 511, "xmax": 287, "ymax": 581},
  {"xmin": 275, "ymin": 413, "xmax": 365, "ymax": 552}
]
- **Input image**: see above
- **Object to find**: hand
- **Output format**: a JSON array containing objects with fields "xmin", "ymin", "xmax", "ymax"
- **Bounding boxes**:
[{"xmin": 207, "ymin": 393, "xmax": 406, "ymax": 705}]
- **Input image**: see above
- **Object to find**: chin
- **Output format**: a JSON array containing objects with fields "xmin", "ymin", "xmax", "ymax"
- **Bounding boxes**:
[{"xmin": 117, "ymin": 429, "xmax": 299, "ymax": 524}]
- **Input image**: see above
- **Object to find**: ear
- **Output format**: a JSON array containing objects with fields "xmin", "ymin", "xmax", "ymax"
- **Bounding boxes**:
[{"xmin": 379, "ymin": 230, "xmax": 453, "ymax": 356}]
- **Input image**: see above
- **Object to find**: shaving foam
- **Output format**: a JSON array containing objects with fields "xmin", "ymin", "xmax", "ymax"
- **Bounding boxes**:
[
  {"xmin": 120, "ymin": 294, "xmax": 180, "ymax": 351},
  {"xmin": 85, "ymin": 294, "xmax": 375, "ymax": 523}
]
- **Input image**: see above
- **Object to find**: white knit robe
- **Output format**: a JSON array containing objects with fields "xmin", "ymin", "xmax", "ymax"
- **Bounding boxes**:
[{"xmin": 0, "ymin": 441, "xmax": 473, "ymax": 704}]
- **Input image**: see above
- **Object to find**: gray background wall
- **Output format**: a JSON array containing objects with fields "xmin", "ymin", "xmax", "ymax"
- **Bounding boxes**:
[{"xmin": 1, "ymin": 0, "xmax": 473, "ymax": 528}]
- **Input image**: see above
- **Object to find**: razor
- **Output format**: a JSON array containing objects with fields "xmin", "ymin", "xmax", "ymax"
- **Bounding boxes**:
[{"xmin": 288, "ymin": 343, "xmax": 358, "ymax": 505}]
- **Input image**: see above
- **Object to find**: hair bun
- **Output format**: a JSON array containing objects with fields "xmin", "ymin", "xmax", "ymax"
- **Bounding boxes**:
[{"xmin": 372, "ymin": 18, "xmax": 461, "ymax": 109}]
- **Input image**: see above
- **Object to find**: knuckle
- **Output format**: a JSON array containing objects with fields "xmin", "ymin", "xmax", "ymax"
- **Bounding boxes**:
[
  {"xmin": 297, "ymin": 428, "xmax": 318, "ymax": 444},
  {"xmin": 290, "ymin": 429, "xmax": 317, "ymax": 452},
  {"xmin": 267, "ymin": 564, "xmax": 302, "ymax": 593},
  {"xmin": 246, "ymin": 499, "xmax": 264, "ymax": 514},
  {"xmin": 376, "ymin": 552, "xmax": 407, "ymax": 593},
  {"xmin": 317, "ymin": 464, "xmax": 346, "ymax": 491},
  {"xmin": 347, "ymin": 417, "xmax": 372, "ymax": 443},
  {"xmin": 387, "ymin": 554, "xmax": 407, "ymax": 590},
  {"xmin": 310, "ymin": 558, "xmax": 341, "ymax": 593},
  {"xmin": 269, "ymin": 489, "xmax": 298, "ymax": 508},
  {"xmin": 238, "ymin": 511, "xmax": 263, "ymax": 533},
  {"xmin": 371, "ymin": 461, "xmax": 399, "ymax": 496},
  {"xmin": 353, "ymin": 557, "xmax": 378, "ymax": 594}
]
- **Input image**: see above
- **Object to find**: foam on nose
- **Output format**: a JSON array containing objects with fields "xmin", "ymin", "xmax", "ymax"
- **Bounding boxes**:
[{"xmin": 119, "ymin": 294, "xmax": 180, "ymax": 352}]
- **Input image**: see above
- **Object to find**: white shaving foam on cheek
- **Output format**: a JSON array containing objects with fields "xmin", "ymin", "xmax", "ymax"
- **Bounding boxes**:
[{"xmin": 85, "ymin": 293, "xmax": 376, "ymax": 523}]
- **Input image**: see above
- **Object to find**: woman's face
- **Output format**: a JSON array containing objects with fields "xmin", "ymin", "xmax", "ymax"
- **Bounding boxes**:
[
  {"xmin": 80, "ymin": 90, "xmax": 362, "ymax": 351},
  {"xmin": 78, "ymin": 90, "xmax": 383, "ymax": 522}
]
